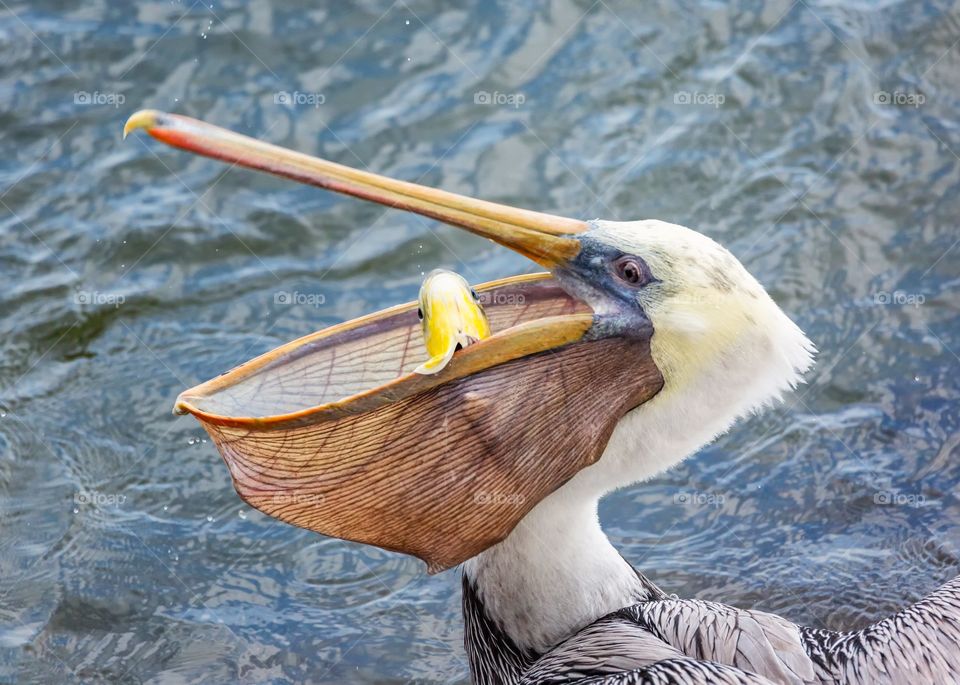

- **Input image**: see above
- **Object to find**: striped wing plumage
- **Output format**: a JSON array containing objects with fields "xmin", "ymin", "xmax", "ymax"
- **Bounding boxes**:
[{"xmin": 466, "ymin": 573, "xmax": 960, "ymax": 684}]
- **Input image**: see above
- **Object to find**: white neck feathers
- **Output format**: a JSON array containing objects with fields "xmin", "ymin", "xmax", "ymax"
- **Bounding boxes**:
[{"xmin": 463, "ymin": 490, "xmax": 650, "ymax": 654}]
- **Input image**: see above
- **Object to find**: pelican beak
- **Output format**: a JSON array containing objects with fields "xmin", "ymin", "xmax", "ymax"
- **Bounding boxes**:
[
  {"xmin": 123, "ymin": 109, "xmax": 587, "ymax": 269},
  {"xmin": 124, "ymin": 110, "xmax": 664, "ymax": 572}
]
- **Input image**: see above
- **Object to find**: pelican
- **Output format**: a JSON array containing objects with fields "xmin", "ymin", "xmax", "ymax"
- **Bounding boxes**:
[{"xmin": 125, "ymin": 110, "xmax": 960, "ymax": 684}]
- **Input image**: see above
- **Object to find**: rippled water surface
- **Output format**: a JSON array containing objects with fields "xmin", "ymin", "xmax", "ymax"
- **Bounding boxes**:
[{"xmin": 1, "ymin": 0, "xmax": 959, "ymax": 682}]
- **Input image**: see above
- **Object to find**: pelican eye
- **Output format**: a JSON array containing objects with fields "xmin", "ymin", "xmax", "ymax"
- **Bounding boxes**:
[
  {"xmin": 417, "ymin": 307, "xmax": 423, "ymax": 320},
  {"xmin": 612, "ymin": 255, "xmax": 653, "ymax": 287}
]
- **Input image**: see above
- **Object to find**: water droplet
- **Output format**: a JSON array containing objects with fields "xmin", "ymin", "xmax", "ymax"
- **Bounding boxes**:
[
  {"xmin": 206, "ymin": 515, "xmax": 215, "ymax": 523},
  {"xmin": 72, "ymin": 507, "xmax": 79, "ymax": 514},
  {"xmin": 405, "ymin": 19, "xmax": 410, "ymax": 25},
  {"xmin": 162, "ymin": 505, "xmax": 169, "ymax": 512},
  {"xmin": 238, "ymin": 510, "xmax": 247, "ymax": 520}
]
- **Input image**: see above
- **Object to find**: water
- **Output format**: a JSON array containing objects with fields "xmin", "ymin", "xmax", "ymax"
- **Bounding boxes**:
[{"xmin": 1, "ymin": 0, "xmax": 958, "ymax": 682}]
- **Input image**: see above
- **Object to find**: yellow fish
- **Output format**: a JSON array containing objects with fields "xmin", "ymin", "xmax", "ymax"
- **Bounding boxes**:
[{"xmin": 414, "ymin": 269, "xmax": 491, "ymax": 375}]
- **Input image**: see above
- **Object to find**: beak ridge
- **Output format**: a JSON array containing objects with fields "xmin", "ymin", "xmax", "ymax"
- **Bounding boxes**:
[{"xmin": 123, "ymin": 109, "xmax": 587, "ymax": 269}]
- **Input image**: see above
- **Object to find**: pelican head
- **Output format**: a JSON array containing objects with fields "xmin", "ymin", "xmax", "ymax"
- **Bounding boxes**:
[
  {"xmin": 546, "ymin": 218, "xmax": 815, "ymax": 496},
  {"xmin": 124, "ymin": 110, "xmax": 813, "ymax": 570}
]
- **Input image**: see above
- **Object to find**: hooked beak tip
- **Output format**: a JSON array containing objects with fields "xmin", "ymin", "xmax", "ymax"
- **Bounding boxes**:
[{"xmin": 123, "ymin": 109, "xmax": 162, "ymax": 140}]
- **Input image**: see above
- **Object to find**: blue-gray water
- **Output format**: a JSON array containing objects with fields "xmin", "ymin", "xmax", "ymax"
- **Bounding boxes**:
[{"xmin": 1, "ymin": 1, "xmax": 959, "ymax": 682}]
